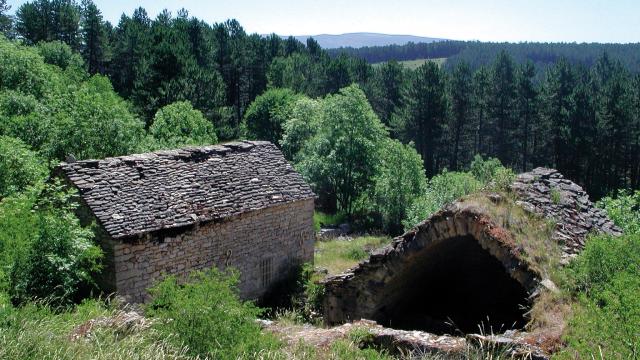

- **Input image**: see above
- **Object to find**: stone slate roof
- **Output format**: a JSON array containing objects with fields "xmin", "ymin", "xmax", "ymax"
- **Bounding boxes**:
[{"xmin": 58, "ymin": 141, "xmax": 315, "ymax": 240}]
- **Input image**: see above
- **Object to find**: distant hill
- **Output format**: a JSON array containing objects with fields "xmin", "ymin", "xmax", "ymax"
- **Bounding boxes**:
[{"xmin": 288, "ymin": 32, "xmax": 445, "ymax": 49}]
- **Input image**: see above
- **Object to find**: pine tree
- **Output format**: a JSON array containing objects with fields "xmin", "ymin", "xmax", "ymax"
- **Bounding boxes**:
[
  {"xmin": 489, "ymin": 51, "xmax": 518, "ymax": 165},
  {"xmin": 369, "ymin": 60, "xmax": 404, "ymax": 127},
  {"xmin": 471, "ymin": 66, "xmax": 491, "ymax": 156},
  {"xmin": 449, "ymin": 61, "xmax": 473, "ymax": 170},
  {"xmin": 515, "ymin": 61, "xmax": 538, "ymax": 171},
  {"xmin": 0, "ymin": 0, "xmax": 12, "ymax": 36},
  {"xmin": 395, "ymin": 61, "xmax": 448, "ymax": 177},
  {"xmin": 542, "ymin": 57, "xmax": 576, "ymax": 175},
  {"xmin": 80, "ymin": 0, "xmax": 107, "ymax": 74}
]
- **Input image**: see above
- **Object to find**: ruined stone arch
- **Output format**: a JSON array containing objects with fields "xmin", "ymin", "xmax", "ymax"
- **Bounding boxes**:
[
  {"xmin": 323, "ymin": 168, "xmax": 622, "ymax": 335},
  {"xmin": 323, "ymin": 202, "xmax": 539, "ymax": 334}
]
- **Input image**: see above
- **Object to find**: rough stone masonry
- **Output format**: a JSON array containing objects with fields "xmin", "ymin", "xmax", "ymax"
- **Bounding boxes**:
[
  {"xmin": 57, "ymin": 141, "xmax": 316, "ymax": 302},
  {"xmin": 323, "ymin": 168, "xmax": 621, "ymax": 329}
]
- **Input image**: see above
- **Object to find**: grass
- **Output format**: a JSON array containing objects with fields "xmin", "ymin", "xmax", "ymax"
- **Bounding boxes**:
[
  {"xmin": 313, "ymin": 211, "xmax": 347, "ymax": 232},
  {"xmin": 0, "ymin": 297, "xmax": 193, "ymax": 359},
  {"xmin": 372, "ymin": 57, "xmax": 447, "ymax": 70},
  {"xmin": 460, "ymin": 191, "xmax": 561, "ymax": 280},
  {"xmin": 315, "ymin": 236, "xmax": 392, "ymax": 275}
]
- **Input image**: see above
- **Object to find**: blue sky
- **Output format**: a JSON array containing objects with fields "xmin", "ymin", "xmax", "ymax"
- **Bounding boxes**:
[{"xmin": 6, "ymin": 0, "xmax": 640, "ymax": 43}]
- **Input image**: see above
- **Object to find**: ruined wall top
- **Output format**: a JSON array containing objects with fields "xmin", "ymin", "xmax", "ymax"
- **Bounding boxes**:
[
  {"xmin": 511, "ymin": 167, "xmax": 621, "ymax": 261},
  {"xmin": 57, "ymin": 141, "xmax": 315, "ymax": 240}
]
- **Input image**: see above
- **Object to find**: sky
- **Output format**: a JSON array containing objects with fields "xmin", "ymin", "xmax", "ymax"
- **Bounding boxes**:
[{"xmin": 6, "ymin": 0, "xmax": 640, "ymax": 43}]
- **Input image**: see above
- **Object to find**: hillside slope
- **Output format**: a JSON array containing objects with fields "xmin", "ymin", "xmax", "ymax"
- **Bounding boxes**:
[{"xmin": 290, "ymin": 32, "xmax": 444, "ymax": 48}]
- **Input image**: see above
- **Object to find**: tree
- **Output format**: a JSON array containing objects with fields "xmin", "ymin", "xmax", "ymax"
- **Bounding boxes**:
[
  {"xmin": 394, "ymin": 61, "xmax": 448, "ymax": 177},
  {"xmin": 515, "ymin": 61, "xmax": 538, "ymax": 171},
  {"xmin": 0, "ymin": 0, "xmax": 12, "ymax": 36},
  {"xmin": 109, "ymin": 8, "xmax": 151, "ymax": 99},
  {"xmin": 149, "ymin": 101, "xmax": 217, "ymax": 148},
  {"xmin": 80, "ymin": 0, "xmax": 108, "ymax": 74},
  {"xmin": 471, "ymin": 66, "xmax": 491, "ymax": 156},
  {"xmin": 369, "ymin": 60, "xmax": 404, "ymax": 126},
  {"xmin": 297, "ymin": 85, "xmax": 387, "ymax": 216},
  {"xmin": 591, "ymin": 53, "xmax": 633, "ymax": 195},
  {"xmin": 369, "ymin": 139, "xmax": 427, "ymax": 234},
  {"xmin": 46, "ymin": 75, "xmax": 145, "ymax": 160},
  {"xmin": 280, "ymin": 97, "xmax": 320, "ymax": 161},
  {"xmin": 242, "ymin": 88, "xmax": 300, "ymax": 145},
  {"xmin": 15, "ymin": 0, "xmax": 81, "ymax": 49},
  {"xmin": 36, "ymin": 40, "xmax": 84, "ymax": 71},
  {"xmin": 449, "ymin": 61, "xmax": 473, "ymax": 170},
  {"xmin": 489, "ymin": 51, "xmax": 518, "ymax": 165},
  {"xmin": 541, "ymin": 58, "xmax": 577, "ymax": 177},
  {"xmin": 0, "ymin": 136, "xmax": 47, "ymax": 199}
]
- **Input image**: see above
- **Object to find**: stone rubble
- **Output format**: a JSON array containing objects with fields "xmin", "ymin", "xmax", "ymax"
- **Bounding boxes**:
[{"xmin": 511, "ymin": 167, "xmax": 621, "ymax": 262}]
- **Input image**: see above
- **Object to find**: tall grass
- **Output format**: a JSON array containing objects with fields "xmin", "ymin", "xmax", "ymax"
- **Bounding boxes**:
[
  {"xmin": 315, "ymin": 236, "xmax": 391, "ymax": 275},
  {"xmin": 0, "ymin": 297, "xmax": 192, "ymax": 360}
]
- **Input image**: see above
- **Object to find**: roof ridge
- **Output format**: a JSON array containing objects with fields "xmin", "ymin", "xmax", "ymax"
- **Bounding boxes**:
[{"xmin": 60, "ymin": 140, "xmax": 272, "ymax": 167}]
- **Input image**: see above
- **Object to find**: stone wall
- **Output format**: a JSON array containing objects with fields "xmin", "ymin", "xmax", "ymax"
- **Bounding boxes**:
[
  {"xmin": 323, "ymin": 168, "xmax": 621, "ymax": 328},
  {"xmin": 106, "ymin": 199, "xmax": 315, "ymax": 302}
]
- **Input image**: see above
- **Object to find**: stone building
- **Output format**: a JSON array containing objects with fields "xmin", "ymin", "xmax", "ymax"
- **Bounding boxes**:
[{"xmin": 57, "ymin": 141, "xmax": 315, "ymax": 302}]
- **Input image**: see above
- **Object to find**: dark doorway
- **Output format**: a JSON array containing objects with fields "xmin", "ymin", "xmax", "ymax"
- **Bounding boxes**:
[{"xmin": 381, "ymin": 235, "xmax": 529, "ymax": 335}]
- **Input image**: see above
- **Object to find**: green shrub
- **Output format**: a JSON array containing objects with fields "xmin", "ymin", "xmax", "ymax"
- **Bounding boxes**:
[
  {"xmin": 596, "ymin": 190, "xmax": 640, "ymax": 234},
  {"xmin": 243, "ymin": 88, "xmax": 301, "ymax": 145},
  {"xmin": 9, "ymin": 183, "xmax": 102, "ymax": 307},
  {"xmin": 469, "ymin": 154, "xmax": 504, "ymax": 184},
  {"xmin": 551, "ymin": 188, "xmax": 562, "ymax": 205},
  {"xmin": 0, "ymin": 135, "xmax": 47, "ymax": 199},
  {"xmin": 403, "ymin": 170, "xmax": 481, "ymax": 230},
  {"xmin": 146, "ymin": 268, "xmax": 280, "ymax": 359},
  {"xmin": 558, "ymin": 233, "xmax": 640, "ymax": 358},
  {"xmin": 149, "ymin": 101, "xmax": 218, "ymax": 149}
]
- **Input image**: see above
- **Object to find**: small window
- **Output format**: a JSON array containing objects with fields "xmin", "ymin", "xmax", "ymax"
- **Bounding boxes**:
[{"xmin": 260, "ymin": 257, "xmax": 273, "ymax": 288}]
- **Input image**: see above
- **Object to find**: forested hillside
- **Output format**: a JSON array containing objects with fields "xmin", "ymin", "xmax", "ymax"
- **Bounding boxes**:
[
  {"xmin": 329, "ymin": 41, "xmax": 640, "ymax": 74},
  {"xmin": 2, "ymin": 0, "xmax": 638, "ymax": 200}
]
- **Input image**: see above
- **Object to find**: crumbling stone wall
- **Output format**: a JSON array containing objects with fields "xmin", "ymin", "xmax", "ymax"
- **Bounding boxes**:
[
  {"xmin": 104, "ymin": 199, "xmax": 315, "ymax": 302},
  {"xmin": 511, "ymin": 168, "xmax": 621, "ymax": 262},
  {"xmin": 323, "ymin": 168, "xmax": 621, "ymax": 327}
]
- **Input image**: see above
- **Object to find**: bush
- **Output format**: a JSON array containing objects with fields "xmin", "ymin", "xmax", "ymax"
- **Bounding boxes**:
[
  {"xmin": 0, "ymin": 299, "xmax": 192, "ymax": 359},
  {"xmin": 243, "ymin": 88, "xmax": 301, "ymax": 145},
  {"xmin": 558, "ymin": 233, "xmax": 640, "ymax": 358},
  {"xmin": 469, "ymin": 154, "xmax": 504, "ymax": 184},
  {"xmin": 402, "ymin": 171, "xmax": 481, "ymax": 230},
  {"xmin": 149, "ymin": 101, "xmax": 218, "ymax": 149},
  {"xmin": 146, "ymin": 268, "xmax": 280, "ymax": 359},
  {"xmin": 36, "ymin": 41, "xmax": 84, "ymax": 72},
  {"xmin": 280, "ymin": 97, "xmax": 320, "ymax": 160},
  {"xmin": 9, "ymin": 183, "xmax": 102, "ymax": 307},
  {"xmin": 0, "ymin": 189, "xmax": 39, "ymax": 290},
  {"xmin": 596, "ymin": 190, "xmax": 640, "ymax": 234},
  {"xmin": 0, "ymin": 135, "xmax": 47, "ymax": 199}
]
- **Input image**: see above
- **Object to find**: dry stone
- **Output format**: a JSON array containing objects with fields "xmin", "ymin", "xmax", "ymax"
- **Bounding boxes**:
[{"xmin": 56, "ymin": 141, "xmax": 316, "ymax": 302}]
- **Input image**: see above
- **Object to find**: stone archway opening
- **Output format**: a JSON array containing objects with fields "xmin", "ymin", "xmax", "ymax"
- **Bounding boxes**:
[{"xmin": 378, "ymin": 235, "xmax": 530, "ymax": 335}]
